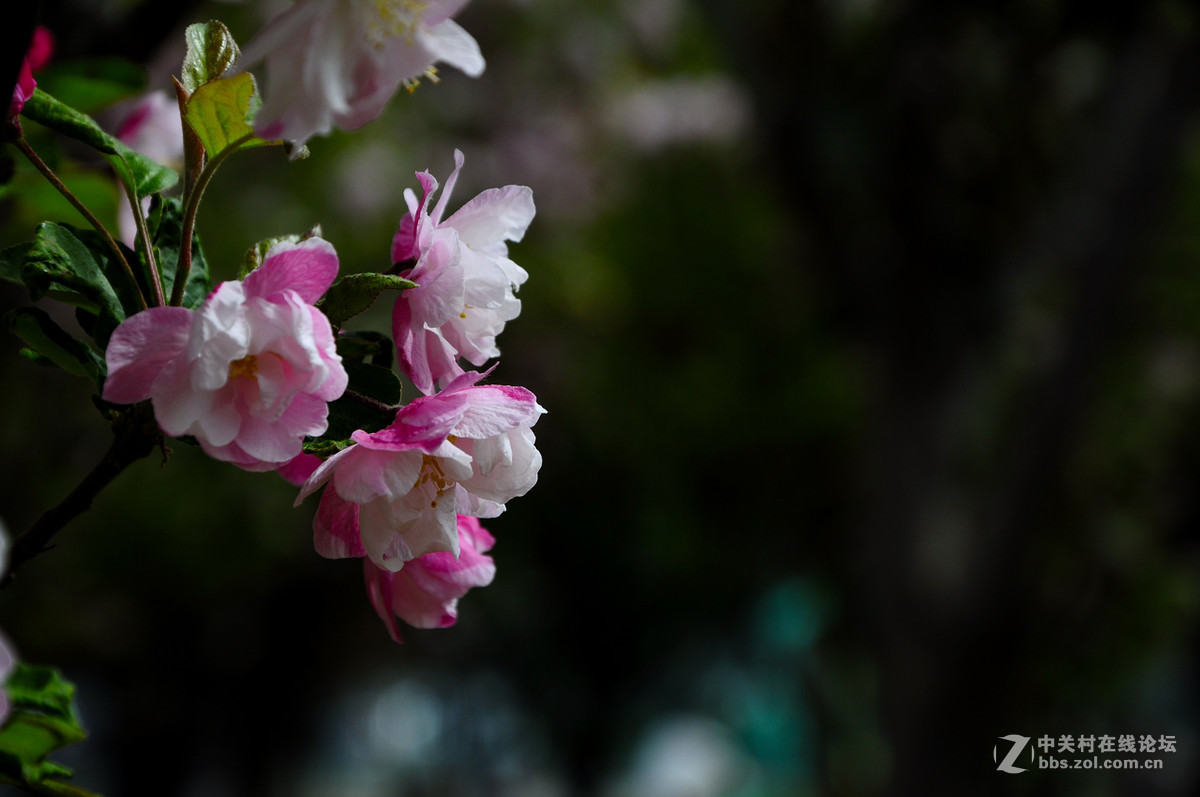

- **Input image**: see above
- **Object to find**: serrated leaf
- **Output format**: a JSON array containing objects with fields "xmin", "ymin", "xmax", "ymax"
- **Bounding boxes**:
[
  {"xmin": 182, "ymin": 20, "xmax": 241, "ymax": 94},
  {"xmin": 36, "ymin": 58, "xmax": 147, "ymax": 113},
  {"xmin": 21, "ymin": 223, "xmax": 126, "ymax": 334},
  {"xmin": 21, "ymin": 223, "xmax": 125, "ymax": 339},
  {"xmin": 21, "ymin": 89, "xmax": 178, "ymax": 198},
  {"xmin": 149, "ymin": 196, "xmax": 211, "ymax": 309},
  {"xmin": 183, "ymin": 73, "xmax": 270, "ymax": 160},
  {"xmin": 318, "ymin": 273, "xmax": 417, "ymax": 327},
  {"xmin": 4, "ymin": 307, "xmax": 105, "ymax": 383}
]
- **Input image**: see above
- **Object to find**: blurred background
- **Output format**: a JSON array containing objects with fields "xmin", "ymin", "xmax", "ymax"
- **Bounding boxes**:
[{"xmin": 3, "ymin": 0, "xmax": 1200, "ymax": 794}]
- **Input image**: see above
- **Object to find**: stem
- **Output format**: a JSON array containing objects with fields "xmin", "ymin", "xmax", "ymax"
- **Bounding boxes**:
[
  {"xmin": 2, "ymin": 406, "xmax": 160, "ymax": 587},
  {"xmin": 343, "ymin": 388, "xmax": 399, "ymax": 415},
  {"xmin": 15, "ymin": 136, "xmax": 147, "ymax": 312},
  {"xmin": 171, "ymin": 132, "xmax": 254, "ymax": 306},
  {"xmin": 123, "ymin": 184, "xmax": 165, "ymax": 307}
]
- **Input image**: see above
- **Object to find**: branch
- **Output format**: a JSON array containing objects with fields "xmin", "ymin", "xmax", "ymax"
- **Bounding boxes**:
[{"xmin": 2, "ymin": 405, "xmax": 160, "ymax": 586}]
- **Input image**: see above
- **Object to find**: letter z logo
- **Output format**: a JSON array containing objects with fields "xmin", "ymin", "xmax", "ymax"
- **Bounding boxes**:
[{"xmin": 995, "ymin": 734, "xmax": 1032, "ymax": 773}]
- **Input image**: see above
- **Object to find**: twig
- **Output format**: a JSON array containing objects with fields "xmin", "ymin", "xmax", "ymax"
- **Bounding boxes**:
[{"xmin": 2, "ymin": 406, "xmax": 160, "ymax": 586}]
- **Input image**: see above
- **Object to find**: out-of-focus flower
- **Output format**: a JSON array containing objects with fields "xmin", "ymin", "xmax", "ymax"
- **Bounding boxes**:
[
  {"xmin": 364, "ymin": 514, "xmax": 495, "ymax": 643},
  {"xmin": 103, "ymin": 237, "xmax": 348, "ymax": 471},
  {"xmin": 0, "ymin": 523, "xmax": 17, "ymax": 726},
  {"xmin": 6, "ymin": 26, "xmax": 54, "ymax": 127},
  {"xmin": 392, "ymin": 149, "xmax": 534, "ymax": 394},
  {"xmin": 298, "ymin": 370, "xmax": 543, "ymax": 570},
  {"xmin": 239, "ymin": 0, "xmax": 485, "ymax": 145},
  {"xmin": 113, "ymin": 89, "xmax": 186, "ymax": 246}
]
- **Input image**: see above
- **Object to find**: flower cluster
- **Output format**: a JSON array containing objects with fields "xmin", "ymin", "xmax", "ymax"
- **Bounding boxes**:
[
  {"xmin": 5, "ymin": 0, "xmax": 534, "ymax": 653},
  {"xmin": 102, "ymin": 160, "xmax": 538, "ymax": 643}
]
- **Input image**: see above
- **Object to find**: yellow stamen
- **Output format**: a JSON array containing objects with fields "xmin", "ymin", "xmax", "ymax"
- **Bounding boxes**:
[{"xmin": 228, "ymin": 355, "xmax": 258, "ymax": 379}]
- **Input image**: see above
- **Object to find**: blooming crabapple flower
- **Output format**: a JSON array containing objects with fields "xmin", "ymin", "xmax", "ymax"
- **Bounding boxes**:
[
  {"xmin": 113, "ymin": 90, "xmax": 186, "ymax": 246},
  {"xmin": 298, "ymin": 370, "xmax": 543, "ymax": 570},
  {"xmin": 239, "ymin": 0, "xmax": 485, "ymax": 145},
  {"xmin": 103, "ymin": 237, "xmax": 349, "ymax": 470},
  {"xmin": 6, "ymin": 26, "xmax": 53, "ymax": 125},
  {"xmin": 392, "ymin": 149, "xmax": 535, "ymax": 394},
  {"xmin": 364, "ymin": 514, "xmax": 495, "ymax": 643}
]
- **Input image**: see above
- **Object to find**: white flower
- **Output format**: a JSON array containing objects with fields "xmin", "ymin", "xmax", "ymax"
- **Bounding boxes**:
[{"xmin": 239, "ymin": 0, "xmax": 485, "ymax": 145}]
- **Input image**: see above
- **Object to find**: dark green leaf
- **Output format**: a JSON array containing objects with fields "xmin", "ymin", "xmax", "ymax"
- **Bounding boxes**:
[
  {"xmin": 182, "ymin": 20, "xmax": 241, "ymax": 94},
  {"xmin": 0, "ymin": 243, "xmax": 33, "ymax": 287},
  {"xmin": 149, "ymin": 196, "xmax": 211, "ymax": 309},
  {"xmin": 21, "ymin": 223, "xmax": 125, "ymax": 338},
  {"xmin": 335, "ymin": 329, "xmax": 394, "ymax": 368},
  {"xmin": 317, "ymin": 273, "xmax": 417, "ymax": 327},
  {"xmin": 21, "ymin": 89, "xmax": 179, "ymax": 198},
  {"xmin": 4, "ymin": 307, "xmax": 105, "ymax": 383},
  {"xmin": 322, "ymin": 362, "xmax": 403, "ymax": 440}
]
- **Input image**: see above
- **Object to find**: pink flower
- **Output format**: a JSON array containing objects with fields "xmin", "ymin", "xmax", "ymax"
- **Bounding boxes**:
[
  {"xmin": 298, "ymin": 370, "xmax": 543, "ymax": 570},
  {"xmin": 364, "ymin": 514, "xmax": 496, "ymax": 643},
  {"xmin": 239, "ymin": 0, "xmax": 485, "ymax": 145},
  {"xmin": 0, "ymin": 525, "xmax": 16, "ymax": 725},
  {"xmin": 103, "ymin": 237, "xmax": 349, "ymax": 470},
  {"xmin": 392, "ymin": 149, "xmax": 535, "ymax": 394},
  {"xmin": 113, "ymin": 90, "xmax": 186, "ymax": 246},
  {"xmin": 6, "ymin": 26, "xmax": 54, "ymax": 125}
]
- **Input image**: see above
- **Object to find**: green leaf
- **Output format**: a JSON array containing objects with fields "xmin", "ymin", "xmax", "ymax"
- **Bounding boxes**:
[
  {"xmin": 36, "ymin": 58, "xmax": 147, "ymax": 113},
  {"xmin": 0, "ymin": 665, "xmax": 96, "ymax": 796},
  {"xmin": 182, "ymin": 20, "xmax": 241, "ymax": 94},
  {"xmin": 21, "ymin": 223, "xmax": 126, "ymax": 339},
  {"xmin": 0, "ymin": 243, "xmax": 34, "ymax": 287},
  {"xmin": 21, "ymin": 89, "xmax": 178, "ymax": 198},
  {"xmin": 335, "ymin": 329, "xmax": 394, "ymax": 368},
  {"xmin": 4, "ymin": 307, "xmax": 105, "ymax": 384},
  {"xmin": 322, "ymin": 361, "xmax": 403, "ymax": 440},
  {"xmin": 183, "ymin": 73, "xmax": 270, "ymax": 161},
  {"xmin": 317, "ymin": 273, "xmax": 418, "ymax": 327},
  {"xmin": 21, "ymin": 223, "xmax": 126, "ymax": 340},
  {"xmin": 149, "ymin": 196, "xmax": 211, "ymax": 309}
]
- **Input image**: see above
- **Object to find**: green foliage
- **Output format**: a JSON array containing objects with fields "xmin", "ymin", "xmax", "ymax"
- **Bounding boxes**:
[
  {"xmin": 0, "ymin": 665, "xmax": 97, "ymax": 796},
  {"xmin": 317, "ymin": 273, "xmax": 417, "ymax": 327},
  {"xmin": 321, "ymin": 361, "xmax": 404, "ymax": 443},
  {"xmin": 181, "ymin": 20, "xmax": 241, "ymax": 95},
  {"xmin": 20, "ymin": 90, "xmax": 178, "ymax": 199},
  {"xmin": 334, "ymin": 329, "xmax": 394, "ymax": 368},
  {"xmin": 20, "ymin": 223, "xmax": 125, "ymax": 323},
  {"xmin": 183, "ymin": 74, "xmax": 272, "ymax": 161},
  {"xmin": 4, "ymin": 307, "xmax": 104, "ymax": 386},
  {"xmin": 149, "ymin": 197, "xmax": 211, "ymax": 309}
]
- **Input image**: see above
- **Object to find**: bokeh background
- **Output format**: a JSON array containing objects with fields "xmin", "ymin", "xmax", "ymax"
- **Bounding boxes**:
[{"xmin": 4, "ymin": 0, "xmax": 1200, "ymax": 795}]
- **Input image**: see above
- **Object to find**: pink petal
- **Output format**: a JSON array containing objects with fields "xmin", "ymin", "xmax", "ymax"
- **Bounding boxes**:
[
  {"xmin": 102, "ymin": 307, "xmax": 192, "ymax": 404},
  {"xmin": 244, "ymin": 237, "xmax": 340, "ymax": 304}
]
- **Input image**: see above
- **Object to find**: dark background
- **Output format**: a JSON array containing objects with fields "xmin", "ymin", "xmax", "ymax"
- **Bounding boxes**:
[{"xmin": 3, "ymin": 0, "xmax": 1200, "ymax": 795}]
